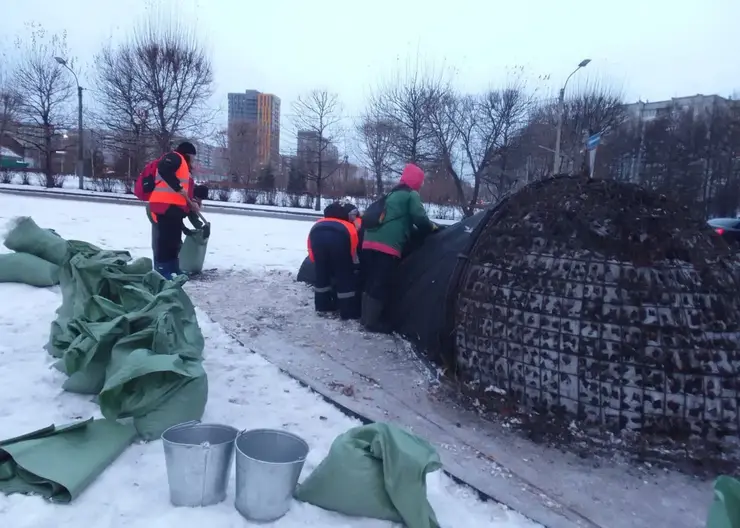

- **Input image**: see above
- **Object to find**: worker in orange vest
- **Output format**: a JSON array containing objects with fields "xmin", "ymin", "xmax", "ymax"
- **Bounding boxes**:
[
  {"xmin": 148, "ymin": 141, "xmax": 199, "ymax": 279},
  {"xmin": 307, "ymin": 202, "xmax": 361, "ymax": 320}
]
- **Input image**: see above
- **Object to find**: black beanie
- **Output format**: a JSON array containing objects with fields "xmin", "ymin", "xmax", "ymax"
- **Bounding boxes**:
[{"xmin": 175, "ymin": 141, "xmax": 197, "ymax": 156}]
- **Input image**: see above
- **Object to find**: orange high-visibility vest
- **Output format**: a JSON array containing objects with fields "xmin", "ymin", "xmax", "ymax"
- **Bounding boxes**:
[
  {"xmin": 307, "ymin": 218, "xmax": 359, "ymax": 264},
  {"xmin": 148, "ymin": 152, "xmax": 190, "ymax": 208}
]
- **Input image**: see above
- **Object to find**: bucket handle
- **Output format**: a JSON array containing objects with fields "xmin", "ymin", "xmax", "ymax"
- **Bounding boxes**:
[{"xmin": 169, "ymin": 420, "xmax": 201, "ymax": 430}]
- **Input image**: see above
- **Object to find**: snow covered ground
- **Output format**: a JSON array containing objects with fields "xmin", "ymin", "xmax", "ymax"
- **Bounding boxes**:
[{"xmin": 0, "ymin": 195, "xmax": 538, "ymax": 527}]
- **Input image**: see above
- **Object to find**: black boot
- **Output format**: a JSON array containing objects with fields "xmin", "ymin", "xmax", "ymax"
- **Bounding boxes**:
[{"xmin": 361, "ymin": 294, "xmax": 390, "ymax": 333}]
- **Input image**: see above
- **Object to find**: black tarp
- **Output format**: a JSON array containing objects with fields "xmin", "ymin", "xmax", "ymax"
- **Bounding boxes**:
[{"xmin": 296, "ymin": 211, "xmax": 490, "ymax": 367}]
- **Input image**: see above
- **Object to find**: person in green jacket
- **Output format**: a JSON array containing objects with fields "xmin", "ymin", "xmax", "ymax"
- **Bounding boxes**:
[{"xmin": 360, "ymin": 163, "xmax": 438, "ymax": 332}]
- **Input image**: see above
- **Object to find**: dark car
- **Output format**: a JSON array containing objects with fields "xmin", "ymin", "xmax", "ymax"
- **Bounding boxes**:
[{"xmin": 708, "ymin": 218, "xmax": 740, "ymax": 245}]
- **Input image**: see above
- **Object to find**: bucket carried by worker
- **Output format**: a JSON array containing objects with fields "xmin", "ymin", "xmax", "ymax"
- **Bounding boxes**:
[
  {"xmin": 161, "ymin": 420, "xmax": 239, "ymax": 507},
  {"xmin": 234, "ymin": 428, "xmax": 310, "ymax": 522}
]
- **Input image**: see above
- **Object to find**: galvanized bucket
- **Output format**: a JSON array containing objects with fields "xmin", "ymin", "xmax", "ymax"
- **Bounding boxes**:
[
  {"xmin": 161, "ymin": 420, "xmax": 239, "ymax": 507},
  {"xmin": 234, "ymin": 429, "xmax": 310, "ymax": 522}
]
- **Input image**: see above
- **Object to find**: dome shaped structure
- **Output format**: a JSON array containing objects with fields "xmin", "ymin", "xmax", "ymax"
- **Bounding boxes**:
[{"xmin": 454, "ymin": 176, "xmax": 740, "ymax": 439}]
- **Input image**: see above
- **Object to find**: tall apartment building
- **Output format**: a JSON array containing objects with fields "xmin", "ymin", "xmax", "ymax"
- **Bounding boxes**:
[{"xmin": 227, "ymin": 90, "xmax": 281, "ymax": 166}]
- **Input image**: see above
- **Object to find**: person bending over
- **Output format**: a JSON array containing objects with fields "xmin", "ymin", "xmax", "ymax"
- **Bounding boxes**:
[{"xmin": 307, "ymin": 202, "xmax": 361, "ymax": 320}]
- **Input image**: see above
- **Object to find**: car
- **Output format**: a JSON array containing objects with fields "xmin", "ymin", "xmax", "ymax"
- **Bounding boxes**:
[{"xmin": 707, "ymin": 218, "xmax": 740, "ymax": 245}]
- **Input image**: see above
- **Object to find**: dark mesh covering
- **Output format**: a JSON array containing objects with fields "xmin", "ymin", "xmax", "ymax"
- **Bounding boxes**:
[{"xmin": 455, "ymin": 176, "xmax": 740, "ymax": 438}]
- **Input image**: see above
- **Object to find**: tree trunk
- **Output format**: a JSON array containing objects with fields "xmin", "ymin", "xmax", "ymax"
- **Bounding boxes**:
[
  {"xmin": 374, "ymin": 163, "xmax": 384, "ymax": 195},
  {"xmin": 44, "ymin": 132, "xmax": 54, "ymax": 188},
  {"xmin": 314, "ymin": 178, "xmax": 322, "ymax": 211}
]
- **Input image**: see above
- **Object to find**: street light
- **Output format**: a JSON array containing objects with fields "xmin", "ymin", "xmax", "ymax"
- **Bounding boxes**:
[
  {"xmin": 54, "ymin": 56, "xmax": 84, "ymax": 190},
  {"xmin": 553, "ymin": 58, "xmax": 591, "ymax": 175}
]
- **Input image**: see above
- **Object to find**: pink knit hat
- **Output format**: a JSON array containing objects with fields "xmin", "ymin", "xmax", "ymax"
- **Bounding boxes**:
[{"xmin": 399, "ymin": 163, "xmax": 425, "ymax": 191}]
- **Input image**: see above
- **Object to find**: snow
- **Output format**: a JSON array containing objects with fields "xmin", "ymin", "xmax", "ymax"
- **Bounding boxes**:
[{"xmin": 0, "ymin": 194, "xmax": 538, "ymax": 527}]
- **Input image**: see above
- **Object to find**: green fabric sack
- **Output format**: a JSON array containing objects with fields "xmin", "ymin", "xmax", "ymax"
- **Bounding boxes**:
[
  {"xmin": 0, "ymin": 252, "xmax": 60, "ymax": 287},
  {"xmin": 0, "ymin": 418, "xmax": 137, "ymax": 503},
  {"xmin": 180, "ymin": 227, "xmax": 210, "ymax": 274},
  {"xmin": 3, "ymin": 216, "xmax": 69, "ymax": 265},
  {"xmin": 133, "ymin": 374, "xmax": 208, "ymax": 440},
  {"xmin": 294, "ymin": 422, "xmax": 442, "ymax": 528},
  {"xmin": 707, "ymin": 476, "xmax": 740, "ymax": 528}
]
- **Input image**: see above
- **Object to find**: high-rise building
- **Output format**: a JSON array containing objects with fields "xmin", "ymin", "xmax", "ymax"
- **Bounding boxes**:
[{"xmin": 227, "ymin": 90, "xmax": 281, "ymax": 166}]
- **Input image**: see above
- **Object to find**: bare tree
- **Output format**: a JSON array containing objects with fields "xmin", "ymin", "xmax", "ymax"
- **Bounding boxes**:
[
  {"xmin": 94, "ymin": 14, "xmax": 214, "ymax": 155},
  {"xmin": 12, "ymin": 24, "xmax": 74, "ymax": 187},
  {"xmin": 0, "ymin": 64, "xmax": 21, "ymax": 147},
  {"xmin": 508, "ymin": 83, "xmax": 625, "ymax": 181},
  {"xmin": 427, "ymin": 82, "xmax": 535, "ymax": 216},
  {"xmin": 292, "ymin": 89, "xmax": 343, "ymax": 210},
  {"xmin": 355, "ymin": 108, "xmax": 395, "ymax": 195},
  {"xmin": 92, "ymin": 44, "xmax": 153, "ymax": 183},
  {"xmin": 372, "ymin": 68, "xmax": 448, "ymax": 171}
]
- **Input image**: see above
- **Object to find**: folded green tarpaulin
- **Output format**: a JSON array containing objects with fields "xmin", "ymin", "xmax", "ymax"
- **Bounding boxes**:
[
  {"xmin": 0, "ymin": 252, "xmax": 60, "ymax": 286},
  {"xmin": 295, "ymin": 422, "xmax": 442, "ymax": 528},
  {"xmin": 3, "ymin": 216, "xmax": 68, "ymax": 265},
  {"xmin": 0, "ymin": 418, "xmax": 137, "ymax": 503},
  {"xmin": 707, "ymin": 476, "xmax": 740, "ymax": 528},
  {"xmin": 2, "ymin": 217, "xmax": 209, "ymax": 440}
]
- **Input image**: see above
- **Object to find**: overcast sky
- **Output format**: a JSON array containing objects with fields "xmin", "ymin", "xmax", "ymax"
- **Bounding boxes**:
[{"xmin": 2, "ymin": 0, "xmax": 739, "ymax": 152}]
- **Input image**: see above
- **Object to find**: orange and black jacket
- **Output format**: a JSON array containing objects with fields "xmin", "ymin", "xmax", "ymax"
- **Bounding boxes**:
[
  {"xmin": 307, "ymin": 217, "xmax": 360, "ymax": 265},
  {"xmin": 148, "ymin": 151, "xmax": 192, "ymax": 215}
]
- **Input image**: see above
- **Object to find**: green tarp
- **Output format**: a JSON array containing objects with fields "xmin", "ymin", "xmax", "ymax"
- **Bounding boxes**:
[
  {"xmin": 707, "ymin": 476, "xmax": 740, "ymax": 528},
  {"xmin": 295, "ymin": 422, "xmax": 442, "ymax": 528},
  {"xmin": 0, "ymin": 418, "xmax": 137, "ymax": 503},
  {"xmin": 2, "ymin": 216, "xmax": 208, "ymax": 440}
]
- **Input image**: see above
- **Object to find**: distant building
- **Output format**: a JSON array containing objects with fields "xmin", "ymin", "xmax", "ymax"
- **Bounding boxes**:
[
  {"xmin": 623, "ymin": 94, "xmax": 733, "ymax": 122},
  {"xmin": 193, "ymin": 141, "xmax": 216, "ymax": 171},
  {"xmin": 296, "ymin": 130, "xmax": 339, "ymax": 164},
  {"xmin": 227, "ymin": 89, "xmax": 281, "ymax": 166}
]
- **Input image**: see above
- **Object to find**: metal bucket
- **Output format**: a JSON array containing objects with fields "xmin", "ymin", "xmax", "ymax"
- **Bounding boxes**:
[
  {"xmin": 161, "ymin": 420, "xmax": 239, "ymax": 507},
  {"xmin": 234, "ymin": 429, "xmax": 310, "ymax": 522}
]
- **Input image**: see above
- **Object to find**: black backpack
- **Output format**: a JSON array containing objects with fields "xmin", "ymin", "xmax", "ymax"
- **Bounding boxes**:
[
  {"xmin": 362, "ymin": 195, "xmax": 389, "ymax": 229},
  {"xmin": 362, "ymin": 185, "xmax": 410, "ymax": 229}
]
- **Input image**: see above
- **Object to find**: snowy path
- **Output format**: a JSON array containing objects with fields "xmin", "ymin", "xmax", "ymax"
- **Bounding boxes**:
[{"xmin": 0, "ymin": 200, "xmax": 538, "ymax": 526}]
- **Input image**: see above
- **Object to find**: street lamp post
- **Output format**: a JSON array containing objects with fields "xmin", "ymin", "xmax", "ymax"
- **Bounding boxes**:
[
  {"xmin": 54, "ymin": 57, "xmax": 84, "ymax": 190},
  {"xmin": 553, "ymin": 58, "xmax": 591, "ymax": 175}
]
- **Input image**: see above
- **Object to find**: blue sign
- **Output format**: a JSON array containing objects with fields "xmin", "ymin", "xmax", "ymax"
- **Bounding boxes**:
[{"xmin": 586, "ymin": 133, "xmax": 601, "ymax": 151}]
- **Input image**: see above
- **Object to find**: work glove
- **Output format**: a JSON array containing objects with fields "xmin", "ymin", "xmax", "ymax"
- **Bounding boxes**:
[{"xmin": 202, "ymin": 222, "xmax": 211, "ymax": 239}]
